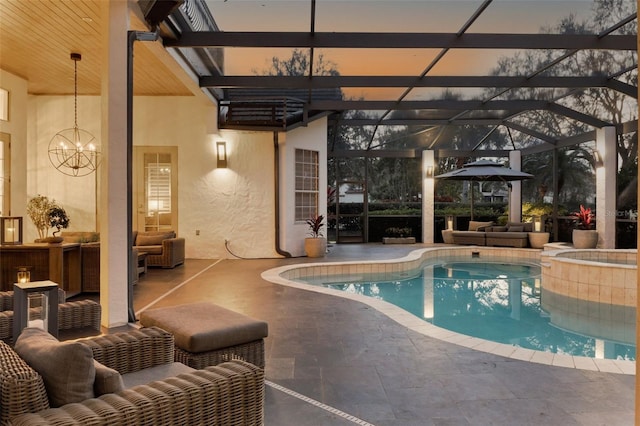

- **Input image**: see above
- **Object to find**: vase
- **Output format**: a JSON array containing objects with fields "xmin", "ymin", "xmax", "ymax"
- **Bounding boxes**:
[
  {"xmin": 304, "ymin": 237, "xmax": 327, "ymax": 258},
  {"xmin": 572, "ymin": 229, "xmax": 598, "ymax": 249}
]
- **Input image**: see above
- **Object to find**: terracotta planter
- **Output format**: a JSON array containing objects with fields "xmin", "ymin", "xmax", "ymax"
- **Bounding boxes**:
[
  {"xmin": 572, "ymin": 229, "xmax": 598, "ymax": 249},
  {"xmin": 304, "ymin": 237, "xmax": 327, "ymax": 258}
]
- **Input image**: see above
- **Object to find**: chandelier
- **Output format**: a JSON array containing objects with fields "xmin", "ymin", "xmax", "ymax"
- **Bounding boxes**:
[{"xmin": 48, "ymin": 53, "xmax": 100, "ymax": 177}]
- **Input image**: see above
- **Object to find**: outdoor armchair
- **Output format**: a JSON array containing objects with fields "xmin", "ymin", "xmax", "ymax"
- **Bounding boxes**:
[{"xmin": 1, "ymin": 326, "xmax": 265, "ymax": 425}]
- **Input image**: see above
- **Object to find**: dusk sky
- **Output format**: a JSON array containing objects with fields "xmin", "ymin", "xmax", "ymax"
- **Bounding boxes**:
[{"xmin": 204, "ymin": 0, "xmax": 615, "ymax": 100}]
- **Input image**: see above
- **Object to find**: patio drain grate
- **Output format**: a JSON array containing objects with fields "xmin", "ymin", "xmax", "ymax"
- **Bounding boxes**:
[{"xmin": 265, "ymin": 380, "xmax": 376, "ymax": 425}]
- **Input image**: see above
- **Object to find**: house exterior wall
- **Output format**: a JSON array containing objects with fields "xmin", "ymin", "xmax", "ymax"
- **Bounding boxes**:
[
  {"xmin": 1, "ymin": 70, "xmax": 327, "ymax": 259},
  {"xmin": 0, "ymin": 70, "xmax": 29, "ymax": 220},
  {"xmin": 279, "ymin": 118, "xmax": 328, "ymax": 257}
]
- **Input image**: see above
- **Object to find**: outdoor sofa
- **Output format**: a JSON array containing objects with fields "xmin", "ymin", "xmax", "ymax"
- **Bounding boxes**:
[
  {"xmin": 450, "ymin": 220, "xmax": 531, "ymax": 248},
  {"xmin": 0, "ymin": 326, "xmax": 264, "ymax": 425}
]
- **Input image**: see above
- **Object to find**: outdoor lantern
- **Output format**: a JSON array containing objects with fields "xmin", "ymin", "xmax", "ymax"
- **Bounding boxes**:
[
  {"xmin": 425, "ymin": 166, "xmax": 434, "ymax": 178},
  {"xmin": 533, "ymin": 216, "xmax": 542, "ymax": 232},
  {"xmin": 216, "ymin": 141, "xmax": 227, "ymax": 168},
  {"xmin": 13, "ymin": 280, "xmax": 59, "ymax": 340},
  {"xmin": 446, "ymin": 215, "xmax": 455, "ymax": 231},
  {"xmin": 16, "ymin": 267, "xmax": 31, "ymax": 284},
  {"xmin": 1, "ymin": 216, "xmax": 23, "ymax": 245}
]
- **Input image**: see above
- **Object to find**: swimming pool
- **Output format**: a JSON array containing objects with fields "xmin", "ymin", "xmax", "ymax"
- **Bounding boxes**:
[{"xmin": 302, "ymin": 256, "xmax": 635, "ymax": 361}]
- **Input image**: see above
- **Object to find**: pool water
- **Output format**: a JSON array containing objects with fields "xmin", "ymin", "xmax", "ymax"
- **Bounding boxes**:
[{"xmin": 311, "ymin": 258, "xmax": 635, "ymax": 361}]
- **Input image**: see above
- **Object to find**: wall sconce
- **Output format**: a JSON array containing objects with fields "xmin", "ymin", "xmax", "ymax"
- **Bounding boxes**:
[
  {"xmin": 533, "ymin": 215, "xmax": 542, "ymax": 232},
  {"xmin": 446, "ymin": 215, "xmax": 455, "ymax": 231},
  {"xmin": 216, "ymin": 141, "xmax": 227, "ymax": 168},
  {"xmin": 16, "ymin": 266, "xmax": 31, "ymax": 284},
  {"xmin": 1, "ymin": 216, "xmax": 23, "ymax": 245},
  {"xmin": 425, "ymin": 166, "xmax": 434, "ymax": 178},
  {"xmin": 593, "ymin": 150, "xmax": 604, "ymax": 168}
]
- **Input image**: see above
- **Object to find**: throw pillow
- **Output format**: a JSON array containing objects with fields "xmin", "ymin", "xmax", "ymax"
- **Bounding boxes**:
[
  {"xmin": 93, "ymin": 360, "xmax": 124, "ymax": 396},
  {"xmin": 14, "ymin": 327, "xmax": 96, "ymax": 407}
]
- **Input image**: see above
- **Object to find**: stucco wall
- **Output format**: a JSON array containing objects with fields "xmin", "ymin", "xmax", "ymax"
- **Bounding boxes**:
[
  {"xmin": 30, "ymin": 95, "xmax": 101, "ymax": 239},
  {"xmin": 0, "ymin": 70, "xmax": 29, "ymax": 219},
  {"xmin": 279, "ymin": 118, "xmax": 328, "ymax": 257},
  {"xmin": 2, "ymin": 72, "xmax": 314, "ymax": 259}
]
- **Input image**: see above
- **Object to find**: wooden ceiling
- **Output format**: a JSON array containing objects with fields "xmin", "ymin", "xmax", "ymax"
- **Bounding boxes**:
[{"xmin": 0, "ymin": 0, "xmax": 193, "ymax": 96}]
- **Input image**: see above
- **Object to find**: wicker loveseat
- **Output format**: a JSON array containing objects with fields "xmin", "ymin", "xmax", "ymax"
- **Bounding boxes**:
[
  {"xmin": 132, "ymin": 230, "xmax": 185, "ymax": 269},
  {"xmin": 0, "ymin": 326, "xmax": 264, "ymax": 425},
  {"xmin": 0, "ymin": 289, "xmax": 101, "ymax": 342},
  {"xmin": 449, "ymin": 221, "xmax": 531, "ymax": 248}
]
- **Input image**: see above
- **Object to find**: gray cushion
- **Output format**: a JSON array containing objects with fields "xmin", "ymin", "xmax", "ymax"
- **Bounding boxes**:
[
  {"xmin": 507, "ymin": 222, "xmax": 533, "ymax": 232},
  {"xmin": 134, "ymin": 244, "xmax": 163, "ymax": 255},
  {"xmin": 136, "ymin": 233, "xmax": 173, "ymax": 246},
  {"xmin": 140, "ymin": 302, "xmax": 269, "ymax": 353},
  {"xmin": 93, "ymin": 360, "xmax": 124, "ymax": 396},
  {"xmin": 507, "ymin": 225, "xmax": 524, "ymax": 232},
  {"xmin": 14, "ymin": 327, "xmax": 95, "ymax": 407},
  {"xmin": 490, "ymin": 226, "xmax": 508, "ymax": 232},
  {"xmin": 468, "ymin": 221, "xmax": 493, "ymax": 232}
]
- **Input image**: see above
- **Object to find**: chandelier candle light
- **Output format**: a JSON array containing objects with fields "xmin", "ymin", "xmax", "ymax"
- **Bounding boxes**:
[{"xmin": 48, "ymin": 53, "xmax": 100, "ymax": 177}]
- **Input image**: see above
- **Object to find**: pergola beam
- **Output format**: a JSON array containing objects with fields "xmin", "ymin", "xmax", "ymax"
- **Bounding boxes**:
[
  {"xmin": 167, "ymin": 32, "xmax": 636, "ymax": 50},
  {"xmin": 308, "ymin": 99, "xmax": 550, "ymax": 110},
  {"xmin": 201, "ymin": 75, "xmax": 618, "ymax": 89},
  {"xmin": 547, "ymin": 103, "xmax": 613, "ymax": 128}
]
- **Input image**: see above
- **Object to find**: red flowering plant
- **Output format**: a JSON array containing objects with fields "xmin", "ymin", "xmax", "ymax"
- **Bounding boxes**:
[{"xmin": 572, "ymin": 205, "xmax": 594, "ymax": 230}]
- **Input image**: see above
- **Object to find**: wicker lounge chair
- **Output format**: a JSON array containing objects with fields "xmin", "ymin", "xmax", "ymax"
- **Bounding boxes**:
[{"xmin": 1, "ymin": 326, "xmax": 264, "ymax": 425}]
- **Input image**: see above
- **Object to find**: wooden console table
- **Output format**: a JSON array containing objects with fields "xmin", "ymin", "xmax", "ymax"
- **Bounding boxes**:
[{"xmin": 0, "ymin": 243, "xmax": 82, "ymax": 297}]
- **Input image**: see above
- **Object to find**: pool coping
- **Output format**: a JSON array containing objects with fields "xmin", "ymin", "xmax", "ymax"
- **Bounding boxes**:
[{"xmin": 261, "ymin": 246, "xmax": 636, "ymax": 376}]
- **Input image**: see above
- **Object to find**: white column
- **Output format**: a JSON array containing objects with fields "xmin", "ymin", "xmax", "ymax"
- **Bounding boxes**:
[
  {"xmin": 100, "ymin": 0, "xmax": 130, "ymax": 327},
  {"xmin": 422, "ymin": 265, "xmax": 434, "ymax": 320},
  {"xmin": 509, "ymin": 151, "xmax": 522, "ymax": 223},
  {"xmin": 596, "ymin": 126, "xmax": 616, "ymax": 249},
  {"xmin": 422, "ymin": 150, "xmax": 435, "ymax": 244}
]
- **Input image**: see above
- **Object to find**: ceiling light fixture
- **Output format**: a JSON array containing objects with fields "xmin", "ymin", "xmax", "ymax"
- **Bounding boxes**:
[{"xmin": 48, "ymin": 53, "xmax": 100, "ymax": 177}]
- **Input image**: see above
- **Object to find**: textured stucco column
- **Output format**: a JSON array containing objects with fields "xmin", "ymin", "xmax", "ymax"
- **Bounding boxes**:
[
  {"xmin": 596, "ymin": 126, "xmax": 616, "ymax": 249},
  {"xmin": 422, "ymin": 150, "xmax": 435, "ymax": 244},
  {"xmin": 100, "ymin": 0, "xmax": 130, "ymax": 327},
  {"xmin": 508, "ymin": 151, "xmax": 522, "ymax": 223}
]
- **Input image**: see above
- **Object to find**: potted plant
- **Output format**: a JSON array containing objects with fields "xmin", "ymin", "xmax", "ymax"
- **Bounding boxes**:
[
  {"xmin": 26, "ymin": 195, "xmax": 70, "ymax": 243},
  {"xmin": 304, "ymin": 214, "xmax": 327, "ymax": 258},
  {"xmin": 383, "ymin": 227, "xmax": 416, "ymax": 244},
  {"xmin": 27, "ymin": 195, "xmax": 56, "ymax": 241},
  {"xmin": 571, "ymin": 204, "xmax": 598, "ymax": 249},
  {"xmin": 46, "ymin": 205, "xmax": 71, "ymax": 243}
]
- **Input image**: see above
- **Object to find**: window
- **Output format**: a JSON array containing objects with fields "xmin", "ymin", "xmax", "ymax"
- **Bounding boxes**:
[
  {"xmin": 133, "ymin": 147, "xmax": 178, "ymax": 233},
  {"xmin": 295, "ymin": 149, "xmax": 319, "ymax": 222},
  {"xmin": 0, "ymin": 133, "xmax": 10, "ymax": 216}
]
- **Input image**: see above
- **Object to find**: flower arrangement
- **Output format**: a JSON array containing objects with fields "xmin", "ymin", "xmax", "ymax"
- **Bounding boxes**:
[
  {"xmin": 306, "ymin": 214, "xmax": 325, "ymax": 238},
  {"xmin": 572, "ymin": 205, "xmax": 594, "ymax": 230}
]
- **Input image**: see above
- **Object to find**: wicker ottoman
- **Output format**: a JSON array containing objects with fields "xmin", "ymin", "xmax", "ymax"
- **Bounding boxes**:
[{"xmin": 139, "ymin": 302, "xmax": 268, "ymax": 369}]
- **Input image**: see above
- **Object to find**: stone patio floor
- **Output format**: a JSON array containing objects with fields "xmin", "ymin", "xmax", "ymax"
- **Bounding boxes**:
[{"xmin": 123, "ymin": 243, "xmax": 636, "ymax": 425}]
